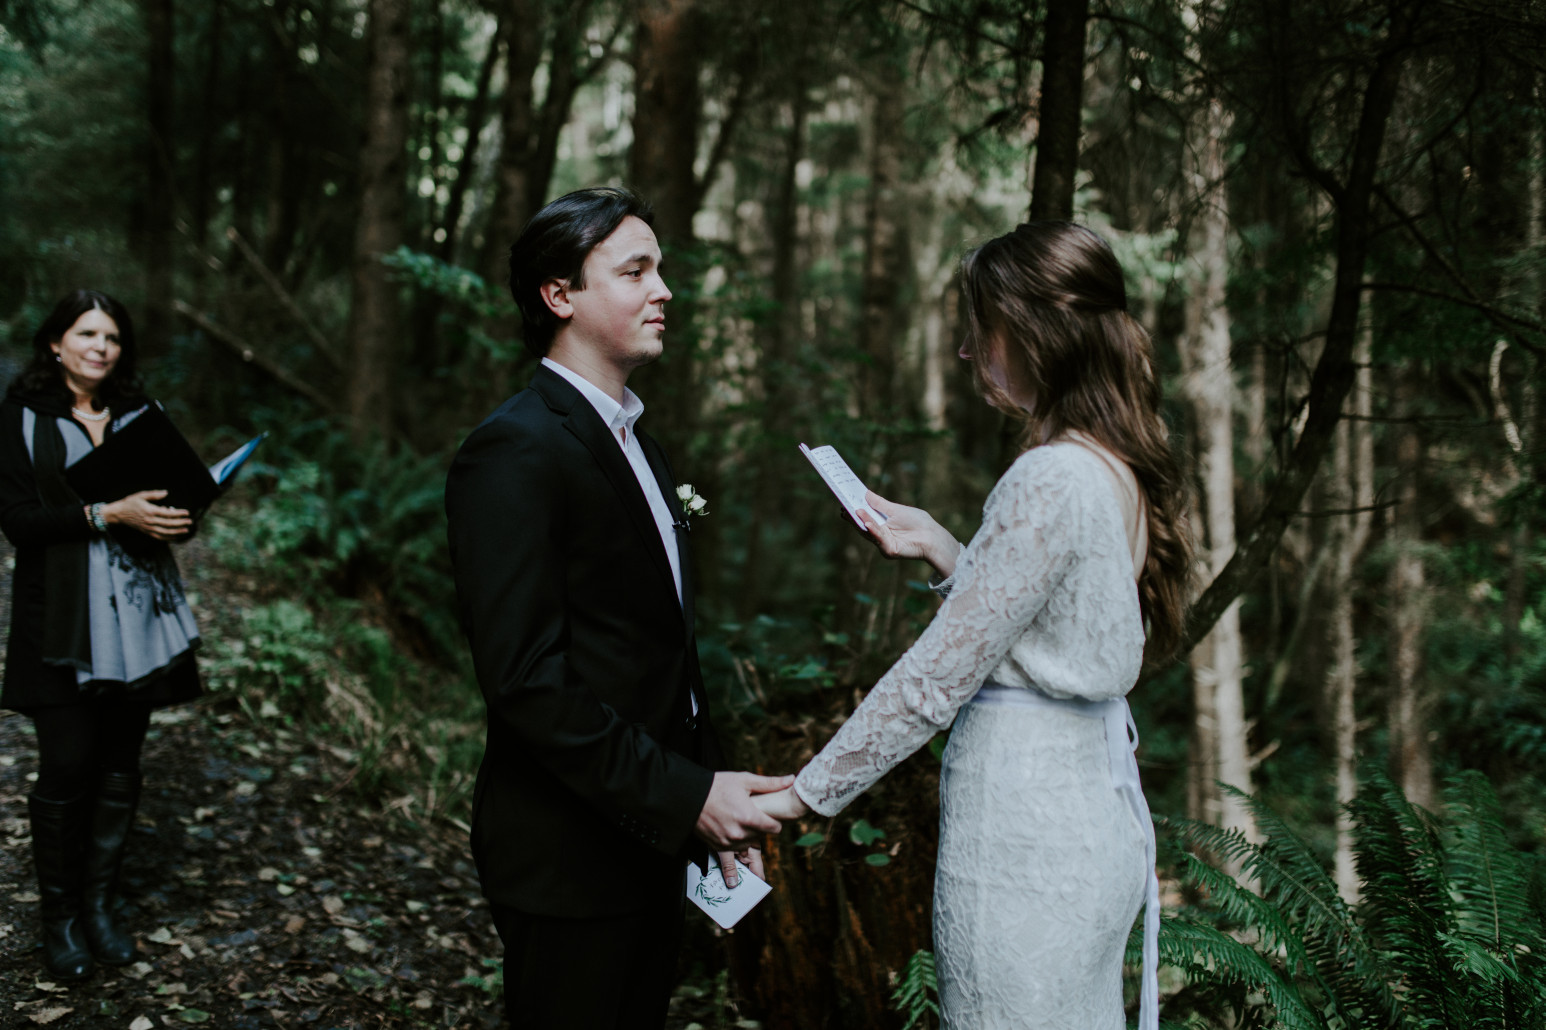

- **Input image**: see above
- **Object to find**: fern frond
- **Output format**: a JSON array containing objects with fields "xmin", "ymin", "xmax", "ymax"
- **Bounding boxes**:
[
  {"xmin": 1155, "ymin": 917, "xmax": 1323, "ymax": 1030},
  {"xmin": 1347, "ymin": 773, "xmax": 1458, "ymax": 1027},
  {"xmin": 1178, "ymin": 855, "xmax": 1319, "ymax": 982},
  {"xmin": 1175, "ymin": 797, "xmax": 1391, "ymax": 1027},
  {"xmin": 1444, "ymin": 771, "xmax": 1546, "ymax": 953},
  {"xmin": 890, "ymin": 948, "xmax": 940, "ymax": 1030}
]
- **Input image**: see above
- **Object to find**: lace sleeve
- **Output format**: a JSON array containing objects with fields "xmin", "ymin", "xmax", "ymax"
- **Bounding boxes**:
[
  {"xmin": 794, "ymin": 451, "xmax": 1087, "ymax": 816},
  {"xmin": 927, "ymin": 539, "xmax": 968, "ymax": 598}
]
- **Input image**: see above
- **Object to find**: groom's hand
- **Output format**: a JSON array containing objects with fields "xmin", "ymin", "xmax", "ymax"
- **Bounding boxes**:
[{"xmin": 696, "ymin": 771, "xmax": 792, "ymax": 851}]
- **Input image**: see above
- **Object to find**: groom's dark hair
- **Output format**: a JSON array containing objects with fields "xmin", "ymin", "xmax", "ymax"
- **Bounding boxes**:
[{"xmin": 508, "ymin": 186, "xmax": 655, "ymax": 358}]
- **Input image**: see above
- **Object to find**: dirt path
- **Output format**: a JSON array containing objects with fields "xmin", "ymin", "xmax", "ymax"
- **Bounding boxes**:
[
  {"xmin": 0, "ymin": 698, "xmax": 513, "ymax": 1028},
  {"xmin": 0, "ymin": 541, "xmax": 740, "ymax": 1029}
]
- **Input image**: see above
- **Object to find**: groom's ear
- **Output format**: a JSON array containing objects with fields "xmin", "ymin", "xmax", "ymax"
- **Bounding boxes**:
[{"xmin": 538, "ymin": 277, "xmax": 574, "ymax": 321}]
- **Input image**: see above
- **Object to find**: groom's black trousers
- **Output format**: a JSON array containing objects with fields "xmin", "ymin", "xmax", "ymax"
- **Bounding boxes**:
[{"xmin": 490, "ymin": 877, "xmax": 684, "ymax": 1030}]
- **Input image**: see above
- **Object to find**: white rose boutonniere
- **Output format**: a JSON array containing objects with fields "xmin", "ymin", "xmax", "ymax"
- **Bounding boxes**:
[{"xmin": 675, "ymin": 483, "xmax": 709, "ymax": 523}]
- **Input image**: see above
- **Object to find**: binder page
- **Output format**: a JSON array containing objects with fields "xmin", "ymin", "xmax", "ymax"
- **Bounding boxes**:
[{"xmin": 208, "ymin": 434, "xmax": 267, "ymax": 485}]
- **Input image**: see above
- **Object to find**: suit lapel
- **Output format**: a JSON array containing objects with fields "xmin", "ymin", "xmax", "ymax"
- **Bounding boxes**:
[
  {"xmin": 531, "ymin": 367, "xmax": 681, "ymax": 614},
  {"xmin": 640, "ymin": 432, "xmax": 695, "ymax": 637}
]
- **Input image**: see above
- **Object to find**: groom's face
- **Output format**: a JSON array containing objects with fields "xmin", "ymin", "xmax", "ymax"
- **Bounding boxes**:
[{"xmin": 564, "ymin": 215, "xmax": 672, "ymax": 371}]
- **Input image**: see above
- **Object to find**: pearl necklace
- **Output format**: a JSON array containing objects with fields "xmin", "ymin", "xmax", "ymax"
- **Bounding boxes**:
[{"xmin": 72, "ymin": 406, "xmax": 110, "ymax": 422}]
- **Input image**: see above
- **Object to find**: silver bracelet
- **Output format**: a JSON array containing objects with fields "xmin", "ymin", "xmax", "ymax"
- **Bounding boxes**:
[{"xmin": 87, "ymin": 503, "xmax": 108, "ymax": 533}]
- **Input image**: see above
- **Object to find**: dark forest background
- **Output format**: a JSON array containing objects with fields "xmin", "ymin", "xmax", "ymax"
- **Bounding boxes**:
[{"xmin": 2, "ymin": 0, "xmax": 1546, "ymax": 1026}]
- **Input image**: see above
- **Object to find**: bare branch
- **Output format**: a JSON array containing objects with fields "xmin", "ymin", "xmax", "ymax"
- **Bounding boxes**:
[
  {"xmin": 573, "ymin": 3, "xmax": 626, "ymax": 87},
  {"xmin": 891, "ymin": 0, "xmax": 1024, "ymax": 55},
  {"xmin": 224, "ymin": 227, "xmax": 346, "ymax": 370},
  {"xmin": 1159, "ymin": 24, "xmax": 1414, "ymax": 671},
  {"xmin": 1286, "ymin": 500, "xmax": 1401, "ymax": 518},
  {"xmin": 694, "ymin": 68, "xmax": 753, "ymax": 210},
  {"xmin": 1362, "ymin": 279, "xmax": 1546, "ymax": 353},
  {"xmin": 1491, "ymin": 340, "xmax": 1525, "ymax": 453},
  {"xmin": 172, "ymin": 300, "xmax": 336, "ymax": 413}
]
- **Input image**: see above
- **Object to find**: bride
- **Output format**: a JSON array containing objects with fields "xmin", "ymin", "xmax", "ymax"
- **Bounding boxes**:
[{"xmin": 756, "ymin": 221, "xmax": 1192, "ymax": 1029}]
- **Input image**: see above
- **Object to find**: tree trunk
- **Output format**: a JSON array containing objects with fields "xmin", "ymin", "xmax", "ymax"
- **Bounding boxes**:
[
  {"xmin": 231, "ymin": 45, "xmax": 257, "ymax": 247},
  {"xmin": 1186, "ymin": 634, "xmax": 1222, "ymax": 827},
  {"xmin": 741, "ymin": 93, "xmax": 809, "ymax": 618},
  {"xmin": 856, "ymin": 58, "xmax": 909, "ymax": 421},
  {"xmin": 436, "ymin": 15, "xmax": 501, "ymax": 265},
  {"xmin": 1326, "ymin": 317, "xmax": 1372, "ymax": 901},
  {"xmin": 628, "ymin": 0, "xmax": 704, "ymax": 447},
  {"xmin": 1386, "ymin": 370, "xmax": 1432, "ymax": 810},
  {"xmin": 192, "ymin": 0, "xmax": 223, "ymax": 256},
  {"xmin": 1028, "ymin": 0, "xmax": 1089, "ymax": 221},
  {"xmin": 630, "ymin": 0, "xmax": 701, "ymax": 248},
  {"xmin": 527, "ymin": 3, "xmax": 597, "ymax": 219},
  {"xmin": 1505, "ymin": 89, "xmax": 1543, "ymax": 658},
  {"xmin": 416, "ymin": 0, "xmax": 446, "ymax": 252},
  {"xmin": 481, "ymin": 0, "xmax": 542, "ymax": 290},
  {"xmin": 346, "ymin": 0, "xmax": 411, "ymax": 440},
  {"xmin": 142, "ymin": 0, "xmax": 175, "ymax": 356},
  {"xmin": 1179, "ymin": 96, "xmax": 1256, "ymax": 856},
  {"xmin": 261, "ymin": 0, "xmax": 300, "ymax": 277}
]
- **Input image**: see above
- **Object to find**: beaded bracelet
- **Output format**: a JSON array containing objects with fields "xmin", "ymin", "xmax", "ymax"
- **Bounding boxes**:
[{"xmin": 87, "ymin": 502, "xmax": 108, "ymax": 533}]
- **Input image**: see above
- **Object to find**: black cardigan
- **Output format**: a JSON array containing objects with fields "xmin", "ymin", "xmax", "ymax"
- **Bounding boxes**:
[{"xmin": 0, "ymin": 393, "xmax": 200, "ymax": 712}]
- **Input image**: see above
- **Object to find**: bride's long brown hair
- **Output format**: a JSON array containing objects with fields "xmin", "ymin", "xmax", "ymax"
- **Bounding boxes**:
[{"xmin": 959, "ymin": 221, "xmax": 1193, "ymax": 661}]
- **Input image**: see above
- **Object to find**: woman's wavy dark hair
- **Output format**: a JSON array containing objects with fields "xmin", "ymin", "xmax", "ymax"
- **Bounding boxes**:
[
  {"xmin": 959, "ymin": 221, "xmax": 1194, "ymax": 661},
  {"xmin": 9, "ymin": 289, "xmax": 145, "ymax": 411}
]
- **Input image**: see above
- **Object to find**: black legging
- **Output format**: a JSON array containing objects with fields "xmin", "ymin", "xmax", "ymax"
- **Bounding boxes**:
[{"xmin": 30, "ymin": 696, "xmax": 153, "ymax": 801}]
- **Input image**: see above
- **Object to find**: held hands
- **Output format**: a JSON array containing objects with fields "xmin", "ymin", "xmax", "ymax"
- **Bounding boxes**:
[
  {"xmin": 853, "ymin": 490, "xmax": 961, "ymax": 580},
  {"xmin": 751, "ymin": 786, "xmax": 810, "ymax": 821},
  {"xmin": 708, "ymin": 782, "xmax": 809, "ymax": 888},
  {"xmin": 696, "ymin": 771, "xmax": 793, "ymax": 852},
  {"xmin": 699, "ymin": 772, "xmax": 787, "ymax": 891},
  {"xmin": 104, "ymin": 490, "xmax": 192, "ymax": 541}
]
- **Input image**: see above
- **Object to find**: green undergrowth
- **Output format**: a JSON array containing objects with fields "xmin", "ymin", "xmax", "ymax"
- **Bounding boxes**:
[
  {"xmin": 195, "ymin": 423, "xmax": 483, "ymax": 828},
  {"xmin": 1146, "ymin": 771, "xmax": 1546, "ymax": 1029}
]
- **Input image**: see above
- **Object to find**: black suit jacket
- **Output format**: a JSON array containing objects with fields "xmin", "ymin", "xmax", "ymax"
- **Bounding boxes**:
[{"xmin": 445, "ymin": 364, "xmax": 724, "ymax": 917}]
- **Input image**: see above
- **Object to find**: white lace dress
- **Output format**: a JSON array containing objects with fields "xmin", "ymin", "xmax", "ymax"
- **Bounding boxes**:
[{"xmin": 794, "ymin": 438, "xmax": 1155, "ymax": 1030}]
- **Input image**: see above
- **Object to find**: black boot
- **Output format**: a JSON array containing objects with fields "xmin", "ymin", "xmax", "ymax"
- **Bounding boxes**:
[
  {"xmin": 27, "ymin": 793, "xmax": 94, "ymax": 981},
  {"xmin": 81, "ymin": 770, "xmax": 142, "ymax": 965}
]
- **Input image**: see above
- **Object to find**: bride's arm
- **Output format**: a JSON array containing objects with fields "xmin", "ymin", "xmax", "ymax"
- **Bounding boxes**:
[{"xmin": 792, "ymin": 451, "xmax": 1088, "ymax": 817}]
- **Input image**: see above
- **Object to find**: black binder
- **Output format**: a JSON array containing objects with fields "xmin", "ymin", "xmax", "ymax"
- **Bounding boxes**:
[{"xmin": 64, "ymin": 403, "xmax": 265, "ymax": 515}]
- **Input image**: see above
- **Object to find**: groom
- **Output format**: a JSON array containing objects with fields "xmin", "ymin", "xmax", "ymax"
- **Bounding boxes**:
[{"xmin": 445, "ymin": 186, "xmax": 790, "ymax": 1029}]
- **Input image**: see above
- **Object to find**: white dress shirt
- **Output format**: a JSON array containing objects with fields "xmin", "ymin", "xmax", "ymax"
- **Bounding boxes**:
[{"xmin": 541, "ymin": 357, "xmax": 683, "ymax": 605}]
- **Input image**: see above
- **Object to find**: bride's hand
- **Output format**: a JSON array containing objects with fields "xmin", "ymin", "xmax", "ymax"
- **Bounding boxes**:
[
  {"xmin": 752, "ymin": 786, "xmax": 810, "ymax": 821},
  {"xmin": 856, "ymin": 491, "xmax": 962, "ymax": 579}
]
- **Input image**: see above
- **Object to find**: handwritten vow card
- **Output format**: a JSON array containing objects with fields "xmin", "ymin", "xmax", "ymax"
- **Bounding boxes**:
[
  {"xmin": 799, "ymin": 443, "xmax": 888, "ymax": 531},
  {"xmin": 685, "ymin": 857, "xmax": 771, "ymax": 929}
]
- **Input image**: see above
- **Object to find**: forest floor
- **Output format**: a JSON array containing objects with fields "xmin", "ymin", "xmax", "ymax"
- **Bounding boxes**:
[{"xmin": 0, "ymin": 541, "xmax": 741, "ymax": 1029}]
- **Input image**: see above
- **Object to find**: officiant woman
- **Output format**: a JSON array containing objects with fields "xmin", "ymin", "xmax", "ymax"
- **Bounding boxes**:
[{"xmin": 0, "ymin": 289, "xmax": 202, "ymax": 981}]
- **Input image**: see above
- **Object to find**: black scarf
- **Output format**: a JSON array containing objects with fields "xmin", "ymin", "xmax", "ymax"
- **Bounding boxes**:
[{"xmin": 30, "ymin": 408, "xmax": 92, "ymax": 672}]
